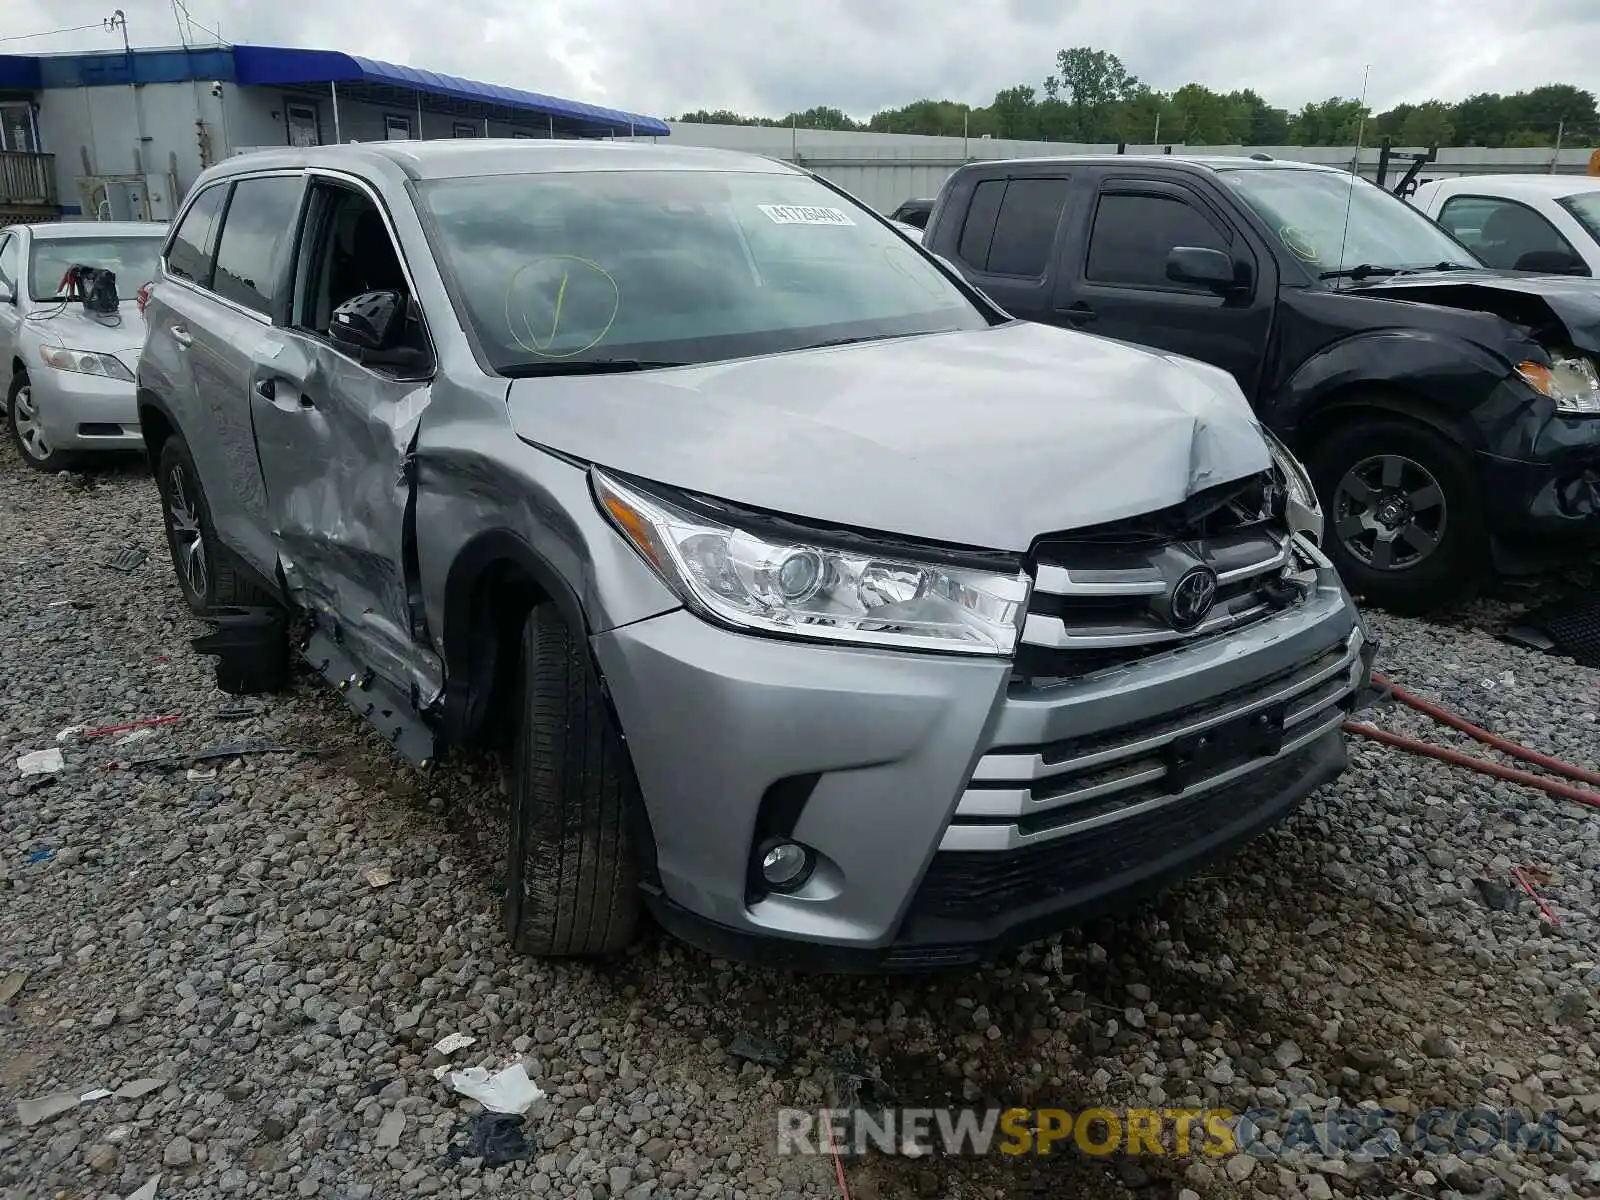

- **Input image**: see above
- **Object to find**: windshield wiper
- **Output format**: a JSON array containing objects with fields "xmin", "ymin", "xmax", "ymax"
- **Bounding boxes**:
[
  {"xmin": 500, "ymin": 359, "xmax": 687, "ymax": 378},
  {"xmin": 1318, "ymin": 264, "xmax": 1403, "ymax": 281}
]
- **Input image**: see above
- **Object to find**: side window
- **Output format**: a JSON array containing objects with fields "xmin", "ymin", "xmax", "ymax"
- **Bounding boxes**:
[
  {"xmin": 1086, "ymin": 192, "xmax": 1230, "ymax": 290},
  {"xmin": 211, "ymin": 175, "xmax": 306, "ymax": 316},
  {"xmin": 166, "ymin": 183, "xmax": 229, "ymax": 286},
  {"xmin": 0, "ymin": 234, "xmax": 17, "ymax": 287},
  {"xmin": 292, "ymin": 181, "xmax": 429, "ymax": 371},
  {"xmin": 986, "ymin": 177, "xmax": 1070, "ymax": 276},
  {"xmin": 956, "ymin": 179, "xmax": 1005, "ymax": 270},
  {"xmin": 1440, "ymin": 196, "xmax": 1578, "ymax": 270}
]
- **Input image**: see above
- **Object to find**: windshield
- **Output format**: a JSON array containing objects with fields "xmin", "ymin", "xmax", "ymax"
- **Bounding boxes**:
[
  {"xmin": 1219, "ymin": 168, "xmax": 1483, "ymax": 277},
  {"xmin": 418, "ymin": 170, "xmax": 987, "ymax": 373},
  {"xmin": 28, "ymin": 236, "xmax": 163, "ymax": 302},
  {"xmin": 1558, "ymin": 192, "xmax": 1600, "ymax": 245}
]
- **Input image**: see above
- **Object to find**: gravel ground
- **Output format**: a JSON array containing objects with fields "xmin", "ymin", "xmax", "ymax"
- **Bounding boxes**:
[{"xmin": 1, "ymin": 442, "xmax": 1597, "ymax": 1200}]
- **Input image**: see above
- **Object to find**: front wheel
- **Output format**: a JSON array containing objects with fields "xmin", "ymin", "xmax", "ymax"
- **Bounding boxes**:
[
  {"xmin": 503, "ymin": 603, "xmax": 640, "ymax": 958},
  {"xmin": 7, "ymin": 372, "xmax": 75, "ymax": 473},
  {"xmin": 1306, "ymin": 415, "xmax": 1489, "ymax": 614}
]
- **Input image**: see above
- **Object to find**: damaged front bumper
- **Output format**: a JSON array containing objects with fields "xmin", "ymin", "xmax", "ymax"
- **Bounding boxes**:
[
  {"xmin": 594, "ymin": 563, "xmax": 1369, "ymax": 971},
  {"xmin": 1481, "ymin": 407, "xmax": 1600, "ymax": 571}
]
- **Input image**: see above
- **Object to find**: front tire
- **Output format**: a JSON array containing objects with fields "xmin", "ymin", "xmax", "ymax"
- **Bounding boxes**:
[
  {"xmin": 503, "ymin": 604, "xmax": 640, "ymax": 958},
  {"xmin": 7, "ymin": 372, "xmax": 75, "ymax": 473},
  {"xmin": 1306, "ymin": 414, "xmax": 1489, "ymax": 614},
  {"xmin": 155, "ymin": 433, "xmax": 269, "ymax": 615}
]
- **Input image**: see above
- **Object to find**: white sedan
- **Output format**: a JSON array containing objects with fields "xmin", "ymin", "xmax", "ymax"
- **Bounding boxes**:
[{"xmin": 1410, "ymin": 175, "xmax": 1600, "ymax": 277}]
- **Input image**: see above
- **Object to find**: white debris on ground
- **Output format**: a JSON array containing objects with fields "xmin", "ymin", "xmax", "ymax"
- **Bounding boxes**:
[{"xmin": 1, "ymin": 448, "xmax": 1596, "ymax": 1200}]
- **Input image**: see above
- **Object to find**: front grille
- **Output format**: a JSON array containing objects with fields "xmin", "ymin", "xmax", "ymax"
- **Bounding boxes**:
[
  {"xmin": 912, "ymin": 747, "xmax": 1318, "ymax": 923},
  {"xmin": 941, "ymin": 626, "xmax": 1364, "ymax": 853},
  {"xmin": 1016, "ymin": 473, "xmax": 1313, "ymax": 683}
]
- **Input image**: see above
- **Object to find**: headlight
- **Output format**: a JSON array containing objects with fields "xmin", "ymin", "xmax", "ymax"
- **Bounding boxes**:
[
  {"xmin": 1516, "ymin": 354, "xmax": 1600, "ymax": 415},
  {"xmin": 594, "ymin": 470, "xmax": 1031, "ymax": 656},
  {"xmin": 39, "ymin": 346, "xmax": 134, "ymax": 382},
  {"xmin": 1259, "ymin": 426, "xmax": 1324, "ymax": 545}
]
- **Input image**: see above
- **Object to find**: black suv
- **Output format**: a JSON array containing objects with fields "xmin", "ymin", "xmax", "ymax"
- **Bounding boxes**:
[{"xmin": 923, "ymin": 156, "xmax": 1600, "ymax": 612}]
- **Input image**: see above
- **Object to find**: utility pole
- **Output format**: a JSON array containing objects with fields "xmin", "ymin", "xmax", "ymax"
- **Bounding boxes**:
[
  {"xmin": 1152, "ymin": 111, "xmax": 1160, "ymax": 146},
  {"xmin": 1552, "ymin": 120, "xmax": 1565, "ymax": 174}
]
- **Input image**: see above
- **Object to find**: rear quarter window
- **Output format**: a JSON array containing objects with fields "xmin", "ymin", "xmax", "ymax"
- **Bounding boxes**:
[{"xmin": 166, "ymin": 183, "xmax": 229, "ymax": 287}]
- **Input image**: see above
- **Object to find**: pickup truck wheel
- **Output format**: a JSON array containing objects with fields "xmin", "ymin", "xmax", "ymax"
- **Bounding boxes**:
[
  {"xmin": 156, "ymin": 434, "xmax": 270, "ymax": 616},
  {"xmin": 504, "ymin": 603, "xmax": 639, "ymax": 958},
  {"xmin": 7, "ymin": 372, "xmax": 76, "ymax": 473},
  {"xmin": 1306, "ymin": 416, "xmax": 1488, "ymax": 614}
]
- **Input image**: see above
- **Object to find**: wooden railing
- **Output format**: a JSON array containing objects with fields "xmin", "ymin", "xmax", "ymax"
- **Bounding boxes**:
[{"xmin": 0, "ymin": 152, "xmax": 57, "ymax": 206}]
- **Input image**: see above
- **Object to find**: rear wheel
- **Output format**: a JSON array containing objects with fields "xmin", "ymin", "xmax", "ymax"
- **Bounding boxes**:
[
  {"xmin": 503, "ymin": 603, "xmax": 640, "ymax": 958},
  {"xmin": 155, "ymin": 433, "xmax": 271, "ymax": 615},
  {"xmin": 1306, "ymin": 414, "xmax": 1488, "ymax": 614},
  {"xmin": 7, "ymin": 372, "xmax": 75, "ymax": 473}
]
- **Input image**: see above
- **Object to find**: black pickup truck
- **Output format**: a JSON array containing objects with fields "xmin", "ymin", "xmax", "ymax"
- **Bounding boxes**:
[{"xmin": 921, "ymin": 155, "xmax": 1600, "ymax": 612}]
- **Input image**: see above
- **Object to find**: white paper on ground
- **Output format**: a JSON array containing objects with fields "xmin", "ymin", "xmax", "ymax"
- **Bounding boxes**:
[
  {"xmin": 16, "ymin": 748, "xmax": 64, "ymax": 775},
  {"xmin": 445, "ymin": 1063, "xmax": 545, "ymax": 1114}
]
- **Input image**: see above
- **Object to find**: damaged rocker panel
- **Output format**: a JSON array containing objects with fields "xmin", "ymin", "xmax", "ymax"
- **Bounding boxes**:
[{"xmin": 301, "ymin": 624, "xmax": 438, "ymax": 769}]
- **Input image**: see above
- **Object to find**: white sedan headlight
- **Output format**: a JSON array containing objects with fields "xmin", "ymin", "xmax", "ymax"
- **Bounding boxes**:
[
  {"xmin": 1259, "ymin": 427, "xmax": 1323, "ymax": 545},
  {"xmin": 39, "ymin": 345, "xmax": 134, "ymax": 382},
  {"xmin": 594, "ymin": 470, "xmax": 1031, "ymax": 656}
]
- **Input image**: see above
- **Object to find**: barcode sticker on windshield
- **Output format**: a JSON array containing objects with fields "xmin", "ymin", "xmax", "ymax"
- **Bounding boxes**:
[{"xmin": 759, "ymin": 204, "xmax": 856, "ymax": 226}]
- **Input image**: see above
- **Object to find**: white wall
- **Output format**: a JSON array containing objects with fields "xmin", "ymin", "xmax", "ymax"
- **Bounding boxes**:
[
  {"xmin": 36, "ymin": 81, "xmax": 582, "ymax": 218},
  {"xmin": 37, "ymin": 80, "xmax": 233, "ymax": 216},
  {"xmin": 634, "ymin": 122, "xmax": 1600, "ymax": 213}
]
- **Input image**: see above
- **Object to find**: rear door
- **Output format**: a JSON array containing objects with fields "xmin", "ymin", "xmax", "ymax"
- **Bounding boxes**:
[
  {"xmin": 145, "ymin": 178, "xmax": 290, "ymax": 574},
  {"xmin": 941, "ymin": 173, "xmax": 1073, "ymax": 323},
  {"xmin": 247, "ymin": 170, "xmax": 438, "ymax": 695},
  {"xmin": 178, "ymin": 172, "xmax": 307, "ymax": 573},
  {"xmin": 1054, "ymin": 171, "xmax": 1274, "ymax": 395}
]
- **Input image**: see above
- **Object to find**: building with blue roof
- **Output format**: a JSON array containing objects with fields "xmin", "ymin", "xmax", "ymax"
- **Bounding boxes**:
[{"xmin": 0, "ymin": 43, "xmax": 669, "ymax": 222}]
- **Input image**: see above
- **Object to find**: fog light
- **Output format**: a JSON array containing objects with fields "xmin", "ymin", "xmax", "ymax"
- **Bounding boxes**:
[{"xmin": 759, "ymin": 840, "xmax": 813, "ymax": 889}]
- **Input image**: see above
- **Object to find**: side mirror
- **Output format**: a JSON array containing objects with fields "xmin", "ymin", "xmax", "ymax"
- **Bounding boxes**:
[
  {"xmin": 1166, "ymin": 246, "xmax": 1242, "ymax": 292},
  {"xmin": 0, "ymin": 280, "xmax": 13, "ymax": 305},
  {"xmin": 1513, "ymin": 250, "xmax": 1589, "ymax": 277},
  {"xmin": 329, "ymin": 290, "xmax": 404, "ymax": 356}
]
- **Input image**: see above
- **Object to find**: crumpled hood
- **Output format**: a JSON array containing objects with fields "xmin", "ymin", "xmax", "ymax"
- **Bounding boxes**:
[
  {"xmin": 34, "ymin": 301, "xmax": 146, "ymax": 371},
  {"xmin": 506, "ymin": 321, "xmax": 1270, "ymax": 552},
  {"xmin": 1355, "ymin": 270, "xmax": 1600, "ymax": 355}
]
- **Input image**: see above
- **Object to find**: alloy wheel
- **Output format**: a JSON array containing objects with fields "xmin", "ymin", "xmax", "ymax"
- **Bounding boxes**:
[
  {"xmin": 11, "ymin": 384, "xmax": 51, "ymax": 462},
  {"xmin": 166, "ymin": 463, "xmax": 210, "ymax": 601},
  {"xmin": 1332, "ymin": 452, "xmax": 1447, "ymax": 572}
]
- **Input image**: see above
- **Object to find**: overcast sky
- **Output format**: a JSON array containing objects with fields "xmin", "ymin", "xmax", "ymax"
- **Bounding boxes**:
[{"xmin": 6, "ymin": 0, "xmax": 1598, "ymax": 121}]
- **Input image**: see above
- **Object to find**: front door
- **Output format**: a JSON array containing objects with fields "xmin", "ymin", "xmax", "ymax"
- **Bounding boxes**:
[
  {"xmin": 1054, "ymin": 172, "xmax": 1274, "ymax": 397},
  {"xmin": 248, "ymin": 173, "xmax": 438, "ymax": 696}
]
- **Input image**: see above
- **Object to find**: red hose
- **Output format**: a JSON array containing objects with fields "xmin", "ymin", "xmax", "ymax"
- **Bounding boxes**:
[
  {"xmin": 1344, "ymin": 720, "xmax": 1600, "ymax": 809},
  {"xmin": 1371, "ymin": 671, "xmax": 1600, "ymax": 788}
]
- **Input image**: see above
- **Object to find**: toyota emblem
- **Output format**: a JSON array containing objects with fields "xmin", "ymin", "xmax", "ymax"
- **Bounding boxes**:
[{"xmin": 1168, "ymin": 566, "xmax": 1219, "ymax": 631}]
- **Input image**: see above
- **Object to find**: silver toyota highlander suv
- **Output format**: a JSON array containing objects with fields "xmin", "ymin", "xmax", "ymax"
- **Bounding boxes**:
[{"xmin": 137, "ymin": 141, "xmax": 1373, "ymax": 970}]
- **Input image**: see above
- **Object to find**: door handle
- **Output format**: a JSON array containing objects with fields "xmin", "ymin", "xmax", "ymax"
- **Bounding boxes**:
[
  {"xmin": 170, "ymin": 324, "xmax": 192, "ymax": 347},
  {"xmin": 256, "ymin": 374, "xmax": 315, "ymax": 411},
  {"xmin": 1063, "ymin": 303, "xmax": 1097, "ymax": 325}
]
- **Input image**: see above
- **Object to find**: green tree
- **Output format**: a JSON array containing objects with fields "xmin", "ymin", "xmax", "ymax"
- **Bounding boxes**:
[
  {"xmin": 1228, "ymin": 89, "xmax": 1291, "ymax": 144},
  {"xmin": 1290, "ymin": 97, "xmax": 1370, "ymax": 145},
  {"xmin": 1168, "ymin": 84, "xmax": 1246, "ymax": 145},
  {"xmin": 1052, "ymin": 46, "xmax": 1141, "ymax": 140},
  {"xmin": 676, "ymin": 47, "xmax": 1596, "ymax": 150},
  {"xmin": 1397, "ymin": 101, "xmax": 1454, "ymax": 147}
]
